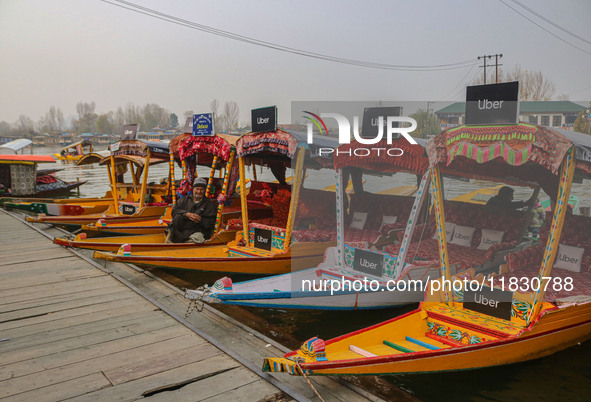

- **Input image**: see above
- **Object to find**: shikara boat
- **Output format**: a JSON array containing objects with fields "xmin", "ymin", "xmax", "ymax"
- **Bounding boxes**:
[
  {"xmin": 54, "ymin": 132, "xmax": 242, "ymax": 250},
  {"xmin": 263, "ymin": 123, "xmax": 591, "ymax": 375},
  {"xmin": 52, "ymin": 140, "xmax": 94, "ymax": 162},
  {"xmin": 0, "ymin": 143, "xmax": 86, "ymax": 198},
  {"xmin": 94, "ymin": 127, "xmax": 340, "ymax": 274},
  {"xmin": 187, "ymin": 137, "xmax": 437, "ymax": 309},
  {"xmin": 25, "ymin": 137, "xmax": 171, "ymax": 227}
]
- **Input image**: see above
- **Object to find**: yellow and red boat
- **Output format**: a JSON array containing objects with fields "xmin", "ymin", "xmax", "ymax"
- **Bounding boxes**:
[
  {"xmin": 26, "ymin": 135, "xmax": 172, "ymax": 227},
  {"xmin": 55, "ymin": 131, "xmax": 243, "ymax": 249},
  {"xmin": 263, "ymin": 122, "xmax": 591, "ymax": 375},
  {"xmin": 94, "ymin": 125, "xmax": 340, "ymax": 274},
  {"xmin": 52, "ymin": 140, "xmax": 94, "ymax": 162}
]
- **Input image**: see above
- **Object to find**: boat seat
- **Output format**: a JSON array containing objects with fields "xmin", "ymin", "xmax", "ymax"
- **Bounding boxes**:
[
  {"xmin": 424, "ymin": 305, "xmax": 521, "ymax": 346},
  {"xmin": 227, "ymin": 245, "xmax": 277, "ymax": 258},
  {"xmin": 349, "ymin": 345, "xmax": 376, "ymax": 357}
]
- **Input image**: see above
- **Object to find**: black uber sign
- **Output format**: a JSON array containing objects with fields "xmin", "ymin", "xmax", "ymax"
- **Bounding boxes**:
[
  {"xmin": 353, "ymin": 249, "xmax": 384, "ymax": 277},
  {"xmin": 254, "ymin": 228, "xmax": 273, "ymax": 251},
  {"xmin": 121, "ymin": 204, "xmax": 137, "ymax": 215},
  {"xmin": 361, "ymin": 107, "xmax": 402, "ymax": 139},
  {"xmin": 251, "ymin": 106, "xmax": 277, "ymax": 133},
  {"xmin": 464, "ymin": 286, "xmax": 513, "ymax": 321},
  {"xmin": 465, "ymin": 81, "xmax": 519, "ymax": 125},
  {"xmin": 121, "ymin": 124, "xmax": 139, "ymax": 141}
]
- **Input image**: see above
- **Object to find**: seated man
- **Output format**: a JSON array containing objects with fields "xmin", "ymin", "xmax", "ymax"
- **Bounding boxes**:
[
  {"xmin": 486, "ymin": 186, "xmax": 535, "ymax": 210},
  {"xmin": 166, "ymin": 177, "xmax": 217, "ymax": 243}
]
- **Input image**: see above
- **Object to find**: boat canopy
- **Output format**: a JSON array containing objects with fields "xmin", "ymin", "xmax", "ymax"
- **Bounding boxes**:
[
  {"xmin": 75, "ymin": 151, "xmax": 110, "ymax": 166},
  {"xmin": 59, "ymin": 139, "xmax": 92, "ymax": 152},
  {"xmin": 169, "ymin": 133, "xmax": 238, "ymax": 167},
  {"xmin": 236, "ymin": 128, "xmax": 339, "ymax": 169},
  {"xmin": 109, "ymin": 139, "xmax": 170, "ymax": 161},
  {"xmin": 333, "ymin": 137, "xmax": 429, "ymax": 174},
  {"xmin": 427, "ymin": 123, "xmax": 591, "ymax": 199},
  {"xmin": 0, "ymin": 139, "xmax": 33, "ymax": 154},
  {"xmin": 0, "ymin": 154, "xmax": 55, "ymax": 164}
]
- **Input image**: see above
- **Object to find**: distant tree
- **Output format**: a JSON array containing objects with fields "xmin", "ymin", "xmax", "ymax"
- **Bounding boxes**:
[
  {"xmin": 210, "ymin": 99, "xmax": 222, "ymax": 132},
  {"xmin": 39, "ymin": 105, "xmax": 64, "ymax": 133},
  {"xmin": 169, "ymin": 113, "xmax": 179, "ymax": 128},
  {"xmin": 141, "ymin": 103, "xmax": 169, "ymax": 130},
  {"xmin": 96, "ymin": 112, "xmax": 115, "ymax": 134},
  {"xmin": 221, "ymin": 101, "xmax": 240, "ymax": 133},
  {"xmin": 15, "ymin": 115, "xmax": 35, "ymax": 138},
  {"xmin": 410, "ymin": 109, "xmax": 440, "ymax": 138},
  {"xmin": 0, "ymin": 121, "xmax": 11, "ymax": 136},
  {"xmin": 574, "ymin": 102, "xmax": 591, "ymax": 135},
  {"xmin": 472, "ymin": 64, "xmax": 556, "ymax": 101},
  {"xmin": 73, "ymin": 101, "xmax": 97, "ymax": 133}
]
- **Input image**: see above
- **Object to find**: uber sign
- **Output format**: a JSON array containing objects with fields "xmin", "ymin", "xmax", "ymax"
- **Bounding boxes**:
[
  {"xmin": 121, "ymin": 124, "xmax": 139, "ymax": 141},
  {"xmin": 353, "ymin": 249, "xmax": 384, "ymax": 277},
  {"xmin": 121, "ymin": 204, "xmax": 137, "ymax": 215},
  {"xmin": 252, "ymin": 106, "xmax": 277, "ymax": 133},
  {"xmin": 361, "ymin": 106, "xmax": 402, "ymax": 139},
  {"xmin": 254, "ymin": 228, "xmax": 273, "ymax": 251},
  {"xmin": 465, "ymin": 81, "xmax": 519, "ymax": 125},
  {"xmin": 464, "ymin": 286, "xmax": 513, "ymax": 321}
]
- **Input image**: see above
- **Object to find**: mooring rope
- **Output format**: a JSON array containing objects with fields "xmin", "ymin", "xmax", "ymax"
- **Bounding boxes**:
[{"xmin": 296, "ymin": 360, "xmax": 325, "ymax": 402}]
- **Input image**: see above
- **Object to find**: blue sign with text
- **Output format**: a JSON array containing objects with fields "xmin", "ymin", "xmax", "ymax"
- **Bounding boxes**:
[{"xmin": 192, "ymin": 113, "xmax": 214, "ymax": 136}]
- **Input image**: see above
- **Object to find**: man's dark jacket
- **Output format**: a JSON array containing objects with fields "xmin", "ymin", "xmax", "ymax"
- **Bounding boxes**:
[{"xmin": 168, "ymin": 193, "xmax": 217, "ymax": 243}]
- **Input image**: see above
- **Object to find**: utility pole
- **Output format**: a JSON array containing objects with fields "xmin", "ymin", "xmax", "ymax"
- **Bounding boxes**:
[{"xmin": 478, "ymin": 54, "xmax": 503, "ymax": 84}]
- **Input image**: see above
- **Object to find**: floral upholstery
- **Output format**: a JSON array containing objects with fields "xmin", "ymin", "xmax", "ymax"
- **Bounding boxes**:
[
  {"xmin": 384, "ymin": 200, "xmax": 531, "ymax": 270},
  {"xmin": 292, "ymin": 192, "xmax": 414, "ymax": 244},
  {"xmin": 506, "ymin": 214, "xmax": 591, "ymax": 274}
]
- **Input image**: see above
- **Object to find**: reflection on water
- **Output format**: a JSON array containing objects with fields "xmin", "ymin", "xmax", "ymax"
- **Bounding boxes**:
[{"xmin": 31, "ymin": 145, "xmax": 591, "ymax": 400}]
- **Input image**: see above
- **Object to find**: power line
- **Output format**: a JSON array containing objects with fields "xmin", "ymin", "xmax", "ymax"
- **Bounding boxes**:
[
  {"xmin": 498, "ymin": 0, "xmax": 591, "ymax": 56},
  {"xmin": 99, "ymin": 0, "xmax": 476, "ymax": 71},
  {"xmin": 508, "ymin": 0, "xmax": 591, "ymax": 46},
  {"xmin": 440, "ymin": 60, "xmax": 478, "ymax": 99}
]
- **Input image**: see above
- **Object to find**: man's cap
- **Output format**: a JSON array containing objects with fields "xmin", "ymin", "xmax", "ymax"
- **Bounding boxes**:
[{"xmin": 193, "ymin": 177, "xmax": 207, "ymax": 188}]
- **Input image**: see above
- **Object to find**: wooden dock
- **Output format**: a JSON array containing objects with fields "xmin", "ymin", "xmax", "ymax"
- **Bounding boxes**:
[{"xmin": 0, "ymin": 209, "xmax": 392, "ymax": 402}]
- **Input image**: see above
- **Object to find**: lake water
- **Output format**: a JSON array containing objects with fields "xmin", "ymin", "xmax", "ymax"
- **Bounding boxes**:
[{"xmin": 27, "ymin": 144, "xmax": 591, "ymax": 401}]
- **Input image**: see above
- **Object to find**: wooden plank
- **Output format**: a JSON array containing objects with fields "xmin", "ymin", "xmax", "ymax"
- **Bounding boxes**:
[
  {"xmin": 0, "ymin": 333, "xmax": 208, "ymax": 397},
  {"xmin": 0, "ymin": 277, "xmax": 115, "ymax": 306},
  {"xmin": 103, "ymin": 343, "xmax": 223, "ymax": 386},
  {"xmin": 0, "ymin": 286, "xmax": 130, "ymax": 315},
  {"xmin": 144, "ymin": 366, "xmax": 261, "ymax": 402},
  {"xmin": 0, "ymin": 290, "xmax": 135, "ymax": 323},
  {"xmin": 1, "ymin": 372, "xmax": 111, "ymax": 402},
  {"xmin": 0, "ymin": 310, "xmax": 165, "ymax": 352},
  {"xmin": 0, "ymin": 268, "xmax": 107, "ymax": 290},
  {"xmin": 0, "ymin": 251, "xmax": 73, "ymax": 267},
  {"xmin": 0, "ymin": 314, "xmax": 177, "ymax": 366},
  {"xmin": 67, "ymin": 355, "xmax": 240, "ymax": 402},
  {"xmin": 0, "ymin": 297, "xmax": 150, "ymax": 333},
  {"xmin": 0, "ymin": 274, "xmax": 114, "ymax": 300},
  {"xmin": 0, "ymin": 256, "xmax": 84, "ymax": 274},
  {"xmin": 0, "ymin": 326, "xmax": 199, "ymax": 382},
  {"xmin": 200, "ymin": 380, "xmax": 285, "ymax": 402}
]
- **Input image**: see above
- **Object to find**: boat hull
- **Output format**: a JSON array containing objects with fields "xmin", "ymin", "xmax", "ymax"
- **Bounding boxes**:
[
  {"xmin": 54, "ymin": 230, "xmax": 237, "ymax": 252},
  {"xmin": 25, "ymin": 205, "xmax": 168, "ymax": 227},
  {"xmin": 263, "ymin": 303, "xmax": 591, "ymax": 375},
  {"xmin": 93, "ymin": 242, "xmax": 330, "ymax": 275}
]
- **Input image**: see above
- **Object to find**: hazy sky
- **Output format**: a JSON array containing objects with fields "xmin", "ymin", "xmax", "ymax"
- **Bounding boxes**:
[{"xmin": 1, "ymin": 0, "xmax": 590, "ymax": 126}]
